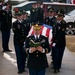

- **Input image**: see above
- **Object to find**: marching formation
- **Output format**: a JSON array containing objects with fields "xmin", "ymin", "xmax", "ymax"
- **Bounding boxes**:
[{"xmin": 0, "ymin": 1, "xmax": 66, "ymax": 75}]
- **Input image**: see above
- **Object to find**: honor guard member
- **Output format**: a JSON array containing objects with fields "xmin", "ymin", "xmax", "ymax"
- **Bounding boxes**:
[
  {"xmin": 30, "ymin": 2, "xmax": 38, "ymax": 24},
  {"xmin": 44, "ymin": 8, "xmax": 56, "ymax": 27},
  {"xmin": 37, "ymin": 1, "xmax": 44, "ymax": 23},
  {"xmin": 22, "ymin": 10, "xmax": 31, "ymax": 34},
  {"xmin": 13, "ymin": 11, "xmax": 27, "ymax": 74},
  {"xmin": 22, "ymin": 10, "xmax": 31, "ymax": 62},
  {"xmin": 0, "ymin": 5, "xmax": 2, "ymax": 30},
  {"xmin": 25, "ymin": 23, "xmax": 51, "ymax": 75},
  {"xmin": 1, "ymin": 3, "xmax": 12, "ymax": 52},
  {"xmin": 52, "ymin": 9, "xmax": 66, "ymax": 74}
]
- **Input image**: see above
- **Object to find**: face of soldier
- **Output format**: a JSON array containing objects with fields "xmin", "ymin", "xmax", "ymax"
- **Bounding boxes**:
[
  {"xmin": 6, "ymin": 5, "xmax": 10, "ymax": 10},
  {"xmin": 57, "ymin": 15, "xmax": 63, "ymax": 21},
  {"xmin": 34, "ymin": 29, "xmax": 41, "ymax": 36},
  {"xmin": 16, "ymin": 15, "xmax": 23, "ymax": 20},
  {"xmin": 32, "ymin": 4, "xmax": 37, "ymax": 8},
  {"xmin": 37, "ymin": 4, "xmax": 41, "ymax": 7},
  {"xmin": 22, "ymin": 14, "xmax": 27, "ymax": 19},
  {"xmin": 49, "ymin": 12, "xmax": 54, "ymax": 16}
]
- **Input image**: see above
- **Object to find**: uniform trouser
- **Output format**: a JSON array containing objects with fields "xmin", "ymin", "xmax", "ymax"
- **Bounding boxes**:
[
  {"xmin": 1, "ymin": 30, "xmax": 10, "ymax": 51},
  {"xmin": 14, "ymin": 40, "xmax": 26, "ymax": 71},
  {"xmin": 52, "ymin": 46, "xmax": 65, "ymax": 69},
  {"xmin": 29, "ymin": 69, "xmax": 46, "ymax": 75}
]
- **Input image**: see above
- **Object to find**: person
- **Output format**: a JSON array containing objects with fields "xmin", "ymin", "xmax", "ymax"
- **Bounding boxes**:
[
  {"xmin": 44, "ymin": 7, "xmax": 56, "ymax": 27},
  {"xmin": 52, "ymin": 9, "xmax": 66, "ymax": 74},
  {"xmin": 1, "ymin": 3, "xmax": 12, "ymax": 52},
  {"xmin": 25, "ymin": 23, "xmax": 51, "ymax": 75},
  {"xmin": 30, "ymin": 2, "xmax": 38, "ymax": 24},
  {"xmin": 12, "ymin": 11, "xmax": 29, "ymax": 74},
  {"xmin": 44, "ymin": 7, "xmax": 56, "ymax": 65},
  {"xmin": 22, "ymin": 9, "xmax": 31, "ymax": 66},
  {"xmin": 37, "ymin": 1, "xmax": 44, "ymax": 23},
  {"xmin": 22, "ymin": 10, "xmax": 31, "ymax": 33}
]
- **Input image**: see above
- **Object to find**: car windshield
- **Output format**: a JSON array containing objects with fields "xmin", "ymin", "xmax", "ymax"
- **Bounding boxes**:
[{"xmin": 67, "ymin": 10, "xmax": 75, "ymax": 16}]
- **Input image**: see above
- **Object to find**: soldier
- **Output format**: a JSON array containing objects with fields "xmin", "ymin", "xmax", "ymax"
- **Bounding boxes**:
[
  {"xmin": 30, "ymin": 2, "xmax": 38, "ymax": 24},
  {"xmin": 22, "ymin": 10, "xmax": 31, "ymax": 36},
  {"xmin": 0, "ymin": 5, "xmax": 2, "ymax": 30},
  {"xmin": 37, "ymin": 1, "xmax": 44, "ymax": 23},
  {"xmin": 25, "ymin": 23, "xmax": 51, "ymax": 75},
  {"xmin": 44, "ymin": 8, "xmax": 56, "ymax": 27},
  {"xmin": 13, "ymin": 11, "xmax": 28, "ymax": 74},
  {"xmin": 52, "ymin": 9, "xmax": 66, "ymax": 74},
  {"xmin": 1, "ymin": 3, "xmax": 12, "ymax": 52}
]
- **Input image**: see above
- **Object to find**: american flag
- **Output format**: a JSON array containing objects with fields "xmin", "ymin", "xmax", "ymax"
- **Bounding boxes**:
[{"xmin": 28, "ymin": 24, "xmax": 53, "ymax": 45}]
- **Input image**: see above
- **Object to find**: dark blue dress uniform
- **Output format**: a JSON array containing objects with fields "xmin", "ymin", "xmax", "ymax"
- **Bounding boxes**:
[
  {"xmin": 37, "ymin": 7, "xmax": 44, "ymax": 23},
  {"xmin": 44, "ymin": 16, "xmax": 56, "ymax": 27},
  {"xmin": 52, "ymin": 19, "xmax": 66, "ymax": 73},
  {"xmin": 1, "ymin": 8, "xmax": 12, "ymax": 52},
  {"xmin": 44, "ymin": 8, "xmax": 56, "ymax": 27},
  {"xmin": 30, "ymin": 7, "xmax": 38, "ymax": 23},
  {"xmin": 0, "ymin": 5, "xmax": 2, "ymax": 30},
  {"xmin": 12, "ymin": 11, "xmax": 30, "ymax": 74},
  {"xmin": 25, "ymin": 34, "xmax": 50, "ymax": 75}
]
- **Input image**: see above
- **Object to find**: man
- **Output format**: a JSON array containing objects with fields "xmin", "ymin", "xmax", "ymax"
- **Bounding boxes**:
[
  {"xmin": 44, "ymin": 8, "xmax": 56, "ymax": 27},
  {"xmin": 30, "ymin": 3, "xmax": 38, "ymax": 24},
  {"xmin": 13, "ymin": 11, "xmax": 28, "ymax": 74},
  {"xmin": 22, "ymin": 10, "xmax": 31, "ymax": 36},
  {"xmin": 25, "ymin": 23, "xmax": 51, "ymax": 75},
  {"xmin": 1, "ymin": 3, "xmax": 12, "ymax": 52},
  {"xmin": 37, "ymin": 1, "xmax": 44, "ymax": 23},
  {"xmin": 52, "ymin": 9, "xmax": 66, "ymax": 74}
]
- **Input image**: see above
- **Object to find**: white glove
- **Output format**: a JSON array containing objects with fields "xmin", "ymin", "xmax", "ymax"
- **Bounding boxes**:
[{"xmin": 52, "ymin": 43, "xmax": 56, "ymax": 47}]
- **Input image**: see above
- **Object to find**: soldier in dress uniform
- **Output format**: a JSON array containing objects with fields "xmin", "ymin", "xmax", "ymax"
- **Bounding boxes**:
[
  {"xmin": 13, "ymin": 11, "xmax": 29, "ymax": 74},
  {"xmin": 44, "ymin": 8, "xmax": 56, "ymax": 27},
  {"xmin": 22, "ymin": 9, "xmax": 31, "ymax": 65},
  {"xmin": 30, "ymin": 2, "xmax": 38, "ymax": 24},
  {"xmin": 37, "ymin": 1, "xmax": 44, "ymax": 23},
  {"xmin": 22, "ymin": 10, "xmax": 31, "ymax": 36},
  {"xmin": 1, "ymin": 3, "xmax": 12, "ymax": 52},
  {"xmin": 25, "ymin": 23, "xmax": 51, "ymax": 75},
  {"xmin": 52, "ymin": 9, "xmax": 66, "ymax": 74}
]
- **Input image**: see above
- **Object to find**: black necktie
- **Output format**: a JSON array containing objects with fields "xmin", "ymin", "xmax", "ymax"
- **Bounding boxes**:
[{"xmin": 36, "ymin": 36, "xmax": 38, "ymax": 42}]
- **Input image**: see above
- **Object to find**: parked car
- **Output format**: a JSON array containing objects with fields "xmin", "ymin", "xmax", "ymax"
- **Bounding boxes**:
[{"xmin": 64, "ymin": 10, "xmax": 75, "ymax": 35}]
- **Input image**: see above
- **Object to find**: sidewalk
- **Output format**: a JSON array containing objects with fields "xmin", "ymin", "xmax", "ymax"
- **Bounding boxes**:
[{"xmin": 0, "ymin": 31, "xmax": 75, "ymax": 75}]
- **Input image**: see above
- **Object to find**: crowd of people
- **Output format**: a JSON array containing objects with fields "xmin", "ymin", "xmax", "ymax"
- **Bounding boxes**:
[{"xmin": 0, "ymin": 1, "xmax": 66, "ymax": 75}]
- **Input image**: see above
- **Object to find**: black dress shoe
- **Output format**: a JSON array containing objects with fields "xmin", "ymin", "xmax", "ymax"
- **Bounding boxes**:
[
  {"xmin": 3, "ymin": 49, "xmax": 12, "ymax": 52},
  {"xmin": 54, "ymin": 69, "xmax": 57, "ymax": 74},
  {"xmin": 57, "ymin": 69, "xmax": 60, "ymax": 72},
  {"xmin": 7, "ymin": 49, "xmax": 12, "ymax": 51},
  {"xmin": 18, "ymin": 70, "xmax": 25, "ymax": 74}
]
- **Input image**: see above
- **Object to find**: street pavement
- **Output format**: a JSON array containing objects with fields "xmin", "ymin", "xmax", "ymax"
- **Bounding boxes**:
[{"xmin": 0, "ymin": 31, "xmax": 75, "ymax": 75}]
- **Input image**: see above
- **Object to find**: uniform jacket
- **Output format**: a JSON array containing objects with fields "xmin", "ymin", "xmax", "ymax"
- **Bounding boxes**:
[
  {"xmin": 25, "ymin": 35, "xmax": 50, "ymax": 70},
  {"xmin": 44, "ymin": 16, "xmax": 56, "ymax": 27},
  {"xmin": 37, "ymin": 7, "xmax": 44, "ymax": 23},
  {"xmin": 52, "ymin": 20, "xmax": 66, "ymax": 47},
  {"xmin": 1, "ymin": 10, "xmax": 12, "ymax": 31},
  {"xmin": 13, "ymin": 20, "xmax": 30, "ymax": 45},
  {"xmin": 30, "ymin": 7, "xmax": 38, "ymax": 23}
]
